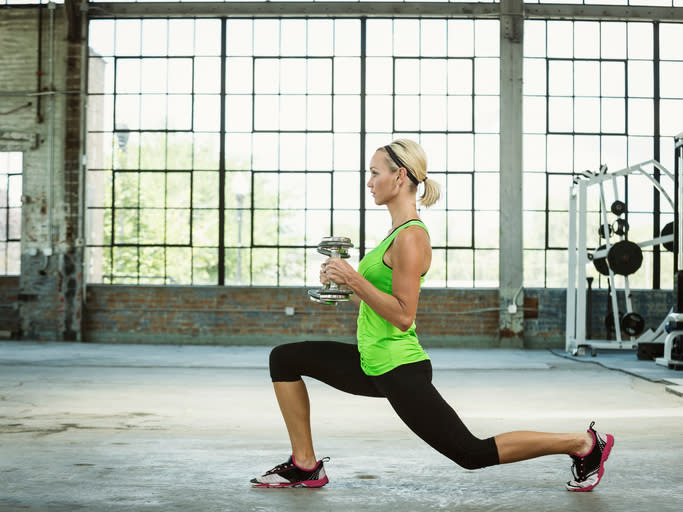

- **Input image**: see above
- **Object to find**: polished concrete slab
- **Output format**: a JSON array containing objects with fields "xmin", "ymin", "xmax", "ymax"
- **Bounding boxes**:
[
  {"xmin": 1, "ymin": 342, "xmax": 682, "ymax": 512},
  {"xmin": 550, "ymin": 348, "xmax": 683, "ymax": 384}
]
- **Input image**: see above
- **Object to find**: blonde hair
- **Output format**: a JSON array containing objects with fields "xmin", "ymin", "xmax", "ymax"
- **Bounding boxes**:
[{"xmin": 380, "ymin": 139, "xmax": 441, "ymax": 207}]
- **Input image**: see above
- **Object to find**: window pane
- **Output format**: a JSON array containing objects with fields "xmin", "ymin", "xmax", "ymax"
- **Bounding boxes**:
[
  {"xmin": 194, "ymin": 57, "xmax": 221, "ymax": 94},
  {"xmin": 447, "ymin": 211, "xmax": 472, "ymax": 247},
  {"xmin": 225, "ymin": 208, "xmax": 252, "ymax": 247},
  {"xmin": 549, "ymin": 61, "xmax": 573, "ymax": 96},
  {"xmin": 168, "ymin": 20, "xmax": 194, "ymax": 56},
  {"xmin": 334, "ymin": 172, "xmax": 360, "ymax": 211},
  {"xmin": 601, "ymin": 23, "xmax": 626, "ymax": 60},
  {"xmin": 547, "ymin": 212, "xmax": 569, "ymax": 248},
  {"xmin": 628, "ymin": 61, "xmax": 653, "ymax": 98},
  {"xmin": 546, "ymin": 250, "xmax": 568, "ymax": 288},
  {"xmin": 524, "ymin": 250, "xmax": 545, "ymax": 287},
  {"xmin": 166, "ymin": 209, "xmax": 190, "ymax": 244},
  {"xmin": 447, "ymin": 249, "xmax": 473, "ymax": 287},
  {"xmin": 167, "ymin": 133, "xmax": 193, "ymax": 170},
  {"xmin": 252, "ymin": 248, "xmax": 278, "ymax": 285},
  {"xmin": 167, "ymin": 173, "xmax": 191, "ymax": 208},
  {"xmin": 139, "ymin": 209, "xmax": 164, "ymax": 245},
  {"xmin": 114, "ymin": 209, "xmax": 138, "ymax": 244},
  {"xmin": 474, "ymin": 249, "xmax": 499, "ymax": 287},
  {"xmin": 279, "ymin": 210, "xmax": 306, "ymax": 245},
  {"xmin": 523, "ymin": 59, "xmax": 546, "ymax": 96},
  {"xmin": 474, "ymin": 173, "xmax": 498, "ymax": 211},
  {"xmin": 474, "ymin": 211, "xmax": 498, "ymax": 248},
  {"xmin": 574, "ymin": 98, "xmax": 600, "ymax": 133},
  {"xmin": 166, "ymin": 247, "xmax": 192, "ymax": 284},
  {"xmin": 574, "ymin": 61, "xmax": 599, "ymax": 97},
  {"xmin": 280, "ymin": 248, "xmax": 305, "ymax": 286},
  {"xmin": 574, "ymin": 22, "xmax": 600, "ymax": 59},
  {"xmin": 601, "ymin": 62, "xmax": 625, "ymax": 97},
  {"xmin": 523, "ymin": 173, "xmax": 546, "ymax": 210},
  {"xmin": 253, "ymin": 210, "xmax": 279, "ymax": 246},
  {"xmin": 548, "ymin": 97, "xmax": 573, "ymax": 132}
]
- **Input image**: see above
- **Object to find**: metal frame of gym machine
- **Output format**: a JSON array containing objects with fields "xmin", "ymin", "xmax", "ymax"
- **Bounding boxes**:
[
  {"xmin": 654, "ymin": 132, "xmax": 683, "ymax": 369},
  {"xmin": 565, "ymin": 158, "xmax": 677, "ymax": 356}
]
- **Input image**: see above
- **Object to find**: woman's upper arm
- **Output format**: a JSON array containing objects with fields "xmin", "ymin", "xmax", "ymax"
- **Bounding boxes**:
[{"xmin": 391, "ymin": 227, "xmax": 429, "ymax": 326}]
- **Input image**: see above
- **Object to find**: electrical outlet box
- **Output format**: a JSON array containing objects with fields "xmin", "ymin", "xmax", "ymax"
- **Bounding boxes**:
[{"xmin": 285, "ymin": 307, "xmax": 295, "ymax": 316}]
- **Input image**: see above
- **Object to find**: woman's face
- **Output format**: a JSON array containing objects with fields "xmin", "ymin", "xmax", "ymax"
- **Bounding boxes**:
[{"xmin": 367, "ymin": 150, "xmax": 398, "ymax": 205}]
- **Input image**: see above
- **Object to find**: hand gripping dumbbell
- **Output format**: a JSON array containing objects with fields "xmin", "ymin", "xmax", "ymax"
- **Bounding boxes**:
[{"xmin": 308, "ymin": 236, "xmax": 354, "ymax": 305}]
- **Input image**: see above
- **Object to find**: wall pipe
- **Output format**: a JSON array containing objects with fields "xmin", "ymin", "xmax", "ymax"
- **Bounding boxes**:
[
  {"xmin": 79, "ymin": 1, "xmax": 89, "ymax": 308},
  {"xmin": 36, "ymin": 1, "xmax": 44, "ymax": 123},
  {"xmin": 46, "ymin": 1, "xmax": 56, "ymax": 256}
]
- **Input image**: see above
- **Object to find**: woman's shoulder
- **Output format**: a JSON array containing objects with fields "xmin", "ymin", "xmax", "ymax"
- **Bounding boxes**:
[{"xmin": 394, "ymin": 222, "xmax": 430, "ymax": 245}]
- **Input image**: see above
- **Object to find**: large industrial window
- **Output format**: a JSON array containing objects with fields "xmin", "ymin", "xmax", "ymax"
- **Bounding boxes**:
[
  {"xmin": 522, "ymin": 20, "xmax": 683, "ymax": 289},
  {"xmin": 0, "ymin": 152, "xmax": 22, "ymax": 275},
  {"xmin": 86, "ymin": 17, "xmax": 500, "ymax": 287},
  {"xmin": 365, "ymin": 19, "xmax": 500, "ymax": 287},
  {"xmin": 87, "ymin": 19, "xmax": 226, "ymax": 285}
]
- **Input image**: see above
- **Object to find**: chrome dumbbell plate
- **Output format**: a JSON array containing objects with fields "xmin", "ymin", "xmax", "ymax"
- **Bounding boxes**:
[{"xmin": 308, "ymin": 237, "xmax": 354, "ymax": 304}]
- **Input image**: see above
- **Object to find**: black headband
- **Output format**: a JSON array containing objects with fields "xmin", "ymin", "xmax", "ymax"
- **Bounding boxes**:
[{"xmin": 384, "ymin": 145, "xmax": 420, "ymax": 186}]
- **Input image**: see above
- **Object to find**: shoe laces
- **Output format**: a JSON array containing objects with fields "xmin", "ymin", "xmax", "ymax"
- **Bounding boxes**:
[
  {"xmin": 265, "ymin": 459, "xmax": 296, "ymax": 475},
  {"xmin": 570, "ymin": 453, "xmax": 587, "ymax": 481}
]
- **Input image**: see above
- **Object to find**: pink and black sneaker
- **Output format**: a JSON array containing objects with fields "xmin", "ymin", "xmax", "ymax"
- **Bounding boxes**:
[
  {"xmin": 566, "ymin": 421, "xmax": 614, "ymax": 491},
  {"xmin": 250, "ymin": 456, "xmax": 330, "ymax": 488}
]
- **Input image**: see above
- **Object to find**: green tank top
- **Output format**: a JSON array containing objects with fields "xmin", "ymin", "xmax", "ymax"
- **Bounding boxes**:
[{"xmin": 356, "ymin": 220, "xmax": 430, "ymax": 376}]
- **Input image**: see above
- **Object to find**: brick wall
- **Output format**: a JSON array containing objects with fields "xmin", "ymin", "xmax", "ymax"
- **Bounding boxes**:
[
  {"xmin": 524, "ymin": 287, "xmax": 673, "ymax": 348},
  {"xmin": 0, "ymin": 276, "xmax": 20, "ymax": 337},
  {"xmin": 83, "ymin": 285, "xmax": 502, "ymax": 347},
  {"xmin": 1, "ymin": 5, "xmax": 84, "ymax": 340},
  {"xmin": 82, "ymin": 285, "xmax": 673, "ymax": 349}
]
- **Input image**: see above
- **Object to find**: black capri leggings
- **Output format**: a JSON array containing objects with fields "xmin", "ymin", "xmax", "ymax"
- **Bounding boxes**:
[{"xmin": 270, "ymin": 341, "xmax": 500, "ymax": 470}]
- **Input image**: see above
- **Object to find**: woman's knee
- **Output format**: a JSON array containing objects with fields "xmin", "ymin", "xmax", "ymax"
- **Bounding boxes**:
[
  {"xmin": 451, "ymin": 438, "xmax": 500, "ymax": 470},
  {"xmin": 269, "ymin": 343, "xmax": 303, "ymax": 382}
]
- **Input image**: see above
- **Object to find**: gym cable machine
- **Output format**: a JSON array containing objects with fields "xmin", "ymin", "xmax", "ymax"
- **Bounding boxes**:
[{"xmin": 565, "ymin": 150, "xmax": 680, "ymax": 366}]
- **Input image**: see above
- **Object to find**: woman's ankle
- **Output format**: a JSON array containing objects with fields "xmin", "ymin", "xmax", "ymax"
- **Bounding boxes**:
[
  {"xmin": 292, "ymin": 454, "xmax": 317, "ymax": 470},
  {"xmin": 575, "ymin": 432, "xmax": 595, "ymax": 457}
]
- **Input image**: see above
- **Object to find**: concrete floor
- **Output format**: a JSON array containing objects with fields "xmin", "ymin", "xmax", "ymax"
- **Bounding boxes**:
[{"xmin": 1, "ymin": 342, "xmax": 682, "ymax": 512}]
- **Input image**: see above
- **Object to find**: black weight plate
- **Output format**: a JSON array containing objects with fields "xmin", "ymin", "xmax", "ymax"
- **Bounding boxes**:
[
  {"xmin": 607, "ymin": 240, "xmax": 643, "ymax": 276},
  {"xmin": 610, "ymin": 200, "xmax": 627, "ymax": 216},
  {"xmin": 621, "ymin": 312, "xmax": 645, "ymax": 337},
  {"xmin": 598, "ymin": 224, "xmax": 613, "ymax": 239},
  {"xmin": 613, "ymin": 218, "xmax": 629, "ymax": 236},
  {"xmin": 593, "ymin": 245, "xmax": 609, "ymax": 276},
  {"xmin": 661, "ymin": 221, "xmax": 674, "ymax": 252}
]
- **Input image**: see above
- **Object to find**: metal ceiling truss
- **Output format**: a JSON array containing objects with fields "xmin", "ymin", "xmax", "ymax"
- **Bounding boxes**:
[{"xmin": 86, "ymin": 2, "xmax": 683, "ymax": 23}]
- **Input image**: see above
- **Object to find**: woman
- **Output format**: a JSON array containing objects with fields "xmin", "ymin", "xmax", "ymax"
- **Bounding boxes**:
[{"xmin": 250, "ymin": 139, "xmax": 613, "ymax": 491}]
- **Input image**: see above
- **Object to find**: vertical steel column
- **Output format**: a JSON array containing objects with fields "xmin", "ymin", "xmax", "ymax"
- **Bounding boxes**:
[
  {"xmin": 653, "ymin": 22, "xmax": 661, "ymax": 288},
  {"xmin": 498, "ymin": 0, "xmax": 524, "ymax": 346},
  {"xmin": 576, "ymin": 181, "xmax": 588, "ymax": 347},
  {"xmin": 359, "ymin": 18, "xmax": 367, "ymax": 259},
  {"xmin": 218, "ymin": 18, "xmax": 227, "ymax": 285},
  {"xmin": 566, "ymin": 184, "xmax": 578, "ymax": 352},
  {"xmin": 676, "ymin": 134, "xmax": 683, "ymax": 273}
]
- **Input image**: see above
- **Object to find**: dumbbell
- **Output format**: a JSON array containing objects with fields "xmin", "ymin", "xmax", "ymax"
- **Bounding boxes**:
[{"xmin": 308, "ymin": 237, "xmax": 354, "ymax": 305}]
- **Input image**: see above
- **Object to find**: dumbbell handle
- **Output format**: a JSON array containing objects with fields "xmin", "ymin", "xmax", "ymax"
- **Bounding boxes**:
[{"xmin": 326, "ymin": 248, "xmax": 341, "ymax": 291}]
